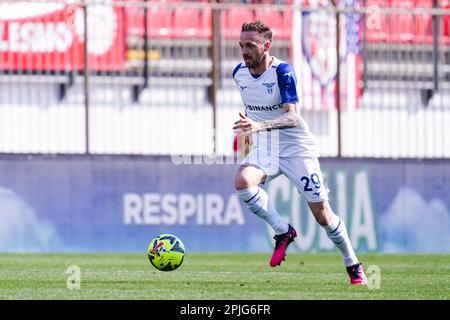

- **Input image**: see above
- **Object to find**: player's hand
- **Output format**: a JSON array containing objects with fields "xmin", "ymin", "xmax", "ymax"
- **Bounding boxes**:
[{"xmin": 232, "ymin": 112, "xmax": 262, "ymax": 136}]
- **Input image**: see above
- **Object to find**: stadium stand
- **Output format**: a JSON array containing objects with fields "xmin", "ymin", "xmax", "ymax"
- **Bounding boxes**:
[
  {"xmin": 0, "ymin": 0, "xmax": 449, "ymax": 158},
  {"xmin": 362, "ymin": 0, "xmax": 450, "ymax": 95}
]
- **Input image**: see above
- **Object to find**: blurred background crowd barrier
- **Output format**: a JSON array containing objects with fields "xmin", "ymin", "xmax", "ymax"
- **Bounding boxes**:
[{"xmin": 0, "ymin": 0, "xmax": 449, "ymax": 158}]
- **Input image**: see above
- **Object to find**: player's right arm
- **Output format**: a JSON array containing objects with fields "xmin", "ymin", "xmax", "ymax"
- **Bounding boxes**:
[
  {"xmin": 233, "ymin": 103, "xmax": 300, "ymax": 135},
  {"xmin": 258, "ymin": 103, "xmax": 299, "ymax": 130},
  {"xmin": 252, "ymin": 62, "xmax": 302, "ymax": 132}
]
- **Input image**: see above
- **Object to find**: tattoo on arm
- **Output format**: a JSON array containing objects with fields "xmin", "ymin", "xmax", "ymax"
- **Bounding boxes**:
[{"xmin": 259, "ymin": 109, "xmax": 300, "ymax": 130}]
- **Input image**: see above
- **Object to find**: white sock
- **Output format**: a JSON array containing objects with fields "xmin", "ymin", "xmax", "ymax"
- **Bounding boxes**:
[
  {"xmin": 323, "ymin": 213, "xmax": 359, "ymax": 267},
  {"xmin": 236, "ymin": 186, "xmax": 289, "ymax": 235}
]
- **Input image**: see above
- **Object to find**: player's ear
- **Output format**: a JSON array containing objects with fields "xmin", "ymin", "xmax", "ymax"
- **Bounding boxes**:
[{"xmin": 264, "ymin": 40, "xmax": 271, "ymax": 51}]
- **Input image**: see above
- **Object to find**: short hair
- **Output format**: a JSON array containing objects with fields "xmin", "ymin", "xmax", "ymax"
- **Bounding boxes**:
[{"xmin": 241, "ymin": 20, "xmax": 272, "ymax": 42}]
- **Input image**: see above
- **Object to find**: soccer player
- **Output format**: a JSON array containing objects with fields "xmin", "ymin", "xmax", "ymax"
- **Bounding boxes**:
[{"xmin": 232, "ymin": 20, "xmax": 367, "ymax": 285}]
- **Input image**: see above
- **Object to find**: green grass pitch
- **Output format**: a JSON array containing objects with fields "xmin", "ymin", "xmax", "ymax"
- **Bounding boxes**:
[{"xmin": 0, "ymin": 253, "xmax": 448, "ymax": 300}]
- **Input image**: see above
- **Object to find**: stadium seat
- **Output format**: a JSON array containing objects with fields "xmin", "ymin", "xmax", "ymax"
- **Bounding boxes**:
[
  {"xmin": 389, "ymin": 0, "xmax": 414, "ymax": 43},
  {"xmin": 198, "ymin": 7, "xmax": 212, "ymax": 39},
  {"xmin": 147, "ymin": 7, "xmax": 173, "ymax": 38},
  {"xmin": 440, "ymin": 0, "xmax": 450, "ymax": 44},
  {"xmin": 173, "ymin": 8, "xmax": 200, "ymax": 38},
  {"xmin": 125, "ymin": 3, "xmax": 145, "ymax": 37},
  {"xmin": 409, "ymin": 0, "xmax": 448, "ymax": 45},
  {"xmin": 222, "ymin": 8, "xmax": 255, "ymax": 39},
  {"xmin": 125, "ymin": 4, "xmax": 174, "ymax": 39},
  {"xmin": 414, "ymin": 0, "xmax": 433, "ymax": 44},
  {"xmin": 364, "ymin": 0, "xmax": 389, "ymax": 42},
  {"xmin": 254, "ymin": 9, "xmax": 283, "ymax": 39},
  {"xmin": 279, "ymin": 10, "xmax": 292, "ymax": 40}
]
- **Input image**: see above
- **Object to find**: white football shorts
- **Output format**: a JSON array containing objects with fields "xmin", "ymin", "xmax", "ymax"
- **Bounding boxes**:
[{"xmin": 242, "ymin": 149, "xmax": 329, "ymax": 203}]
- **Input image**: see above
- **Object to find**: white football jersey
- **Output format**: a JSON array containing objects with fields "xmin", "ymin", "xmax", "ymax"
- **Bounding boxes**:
[{"xmin": 233, "ymin": 57, "xmax": 319, "ymax": 157}]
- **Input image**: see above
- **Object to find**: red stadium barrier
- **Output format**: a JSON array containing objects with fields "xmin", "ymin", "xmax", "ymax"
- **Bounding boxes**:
[{"xmin": 0, "ymin": 2, "xmax": 125, "ymax": 71}]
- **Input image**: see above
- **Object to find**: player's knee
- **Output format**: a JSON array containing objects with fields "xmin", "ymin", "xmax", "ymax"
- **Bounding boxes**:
[
  {"xmin": 234, "ymin": 166, "xmax": 265, "ymax": 190},
  {"xmin": 234, "ymin": 167, "xmax": 259, "ymax": 190},
  {"xmin": 234, "ymin": 172, "xmax": 250, "ymax": 190},
  {"xmin": 234, "ymin": 175, "xmax": 248, "ymax": 190}
]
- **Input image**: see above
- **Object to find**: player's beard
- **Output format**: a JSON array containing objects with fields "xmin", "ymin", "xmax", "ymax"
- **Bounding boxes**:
[{"xmin": 243, "ymin": 52, "xmax": 265, "ymax": 70}]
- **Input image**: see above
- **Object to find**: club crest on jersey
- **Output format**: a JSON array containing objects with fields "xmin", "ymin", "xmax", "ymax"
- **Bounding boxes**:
[{"xmin": 262, "ymin": 82, "xmax": 276, "ymax": 94}]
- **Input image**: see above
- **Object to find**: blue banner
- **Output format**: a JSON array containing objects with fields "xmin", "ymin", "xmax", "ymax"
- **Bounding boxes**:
[{"xmin": 0, "ymin": 156, "xmax": 449, "ymax": 253}]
